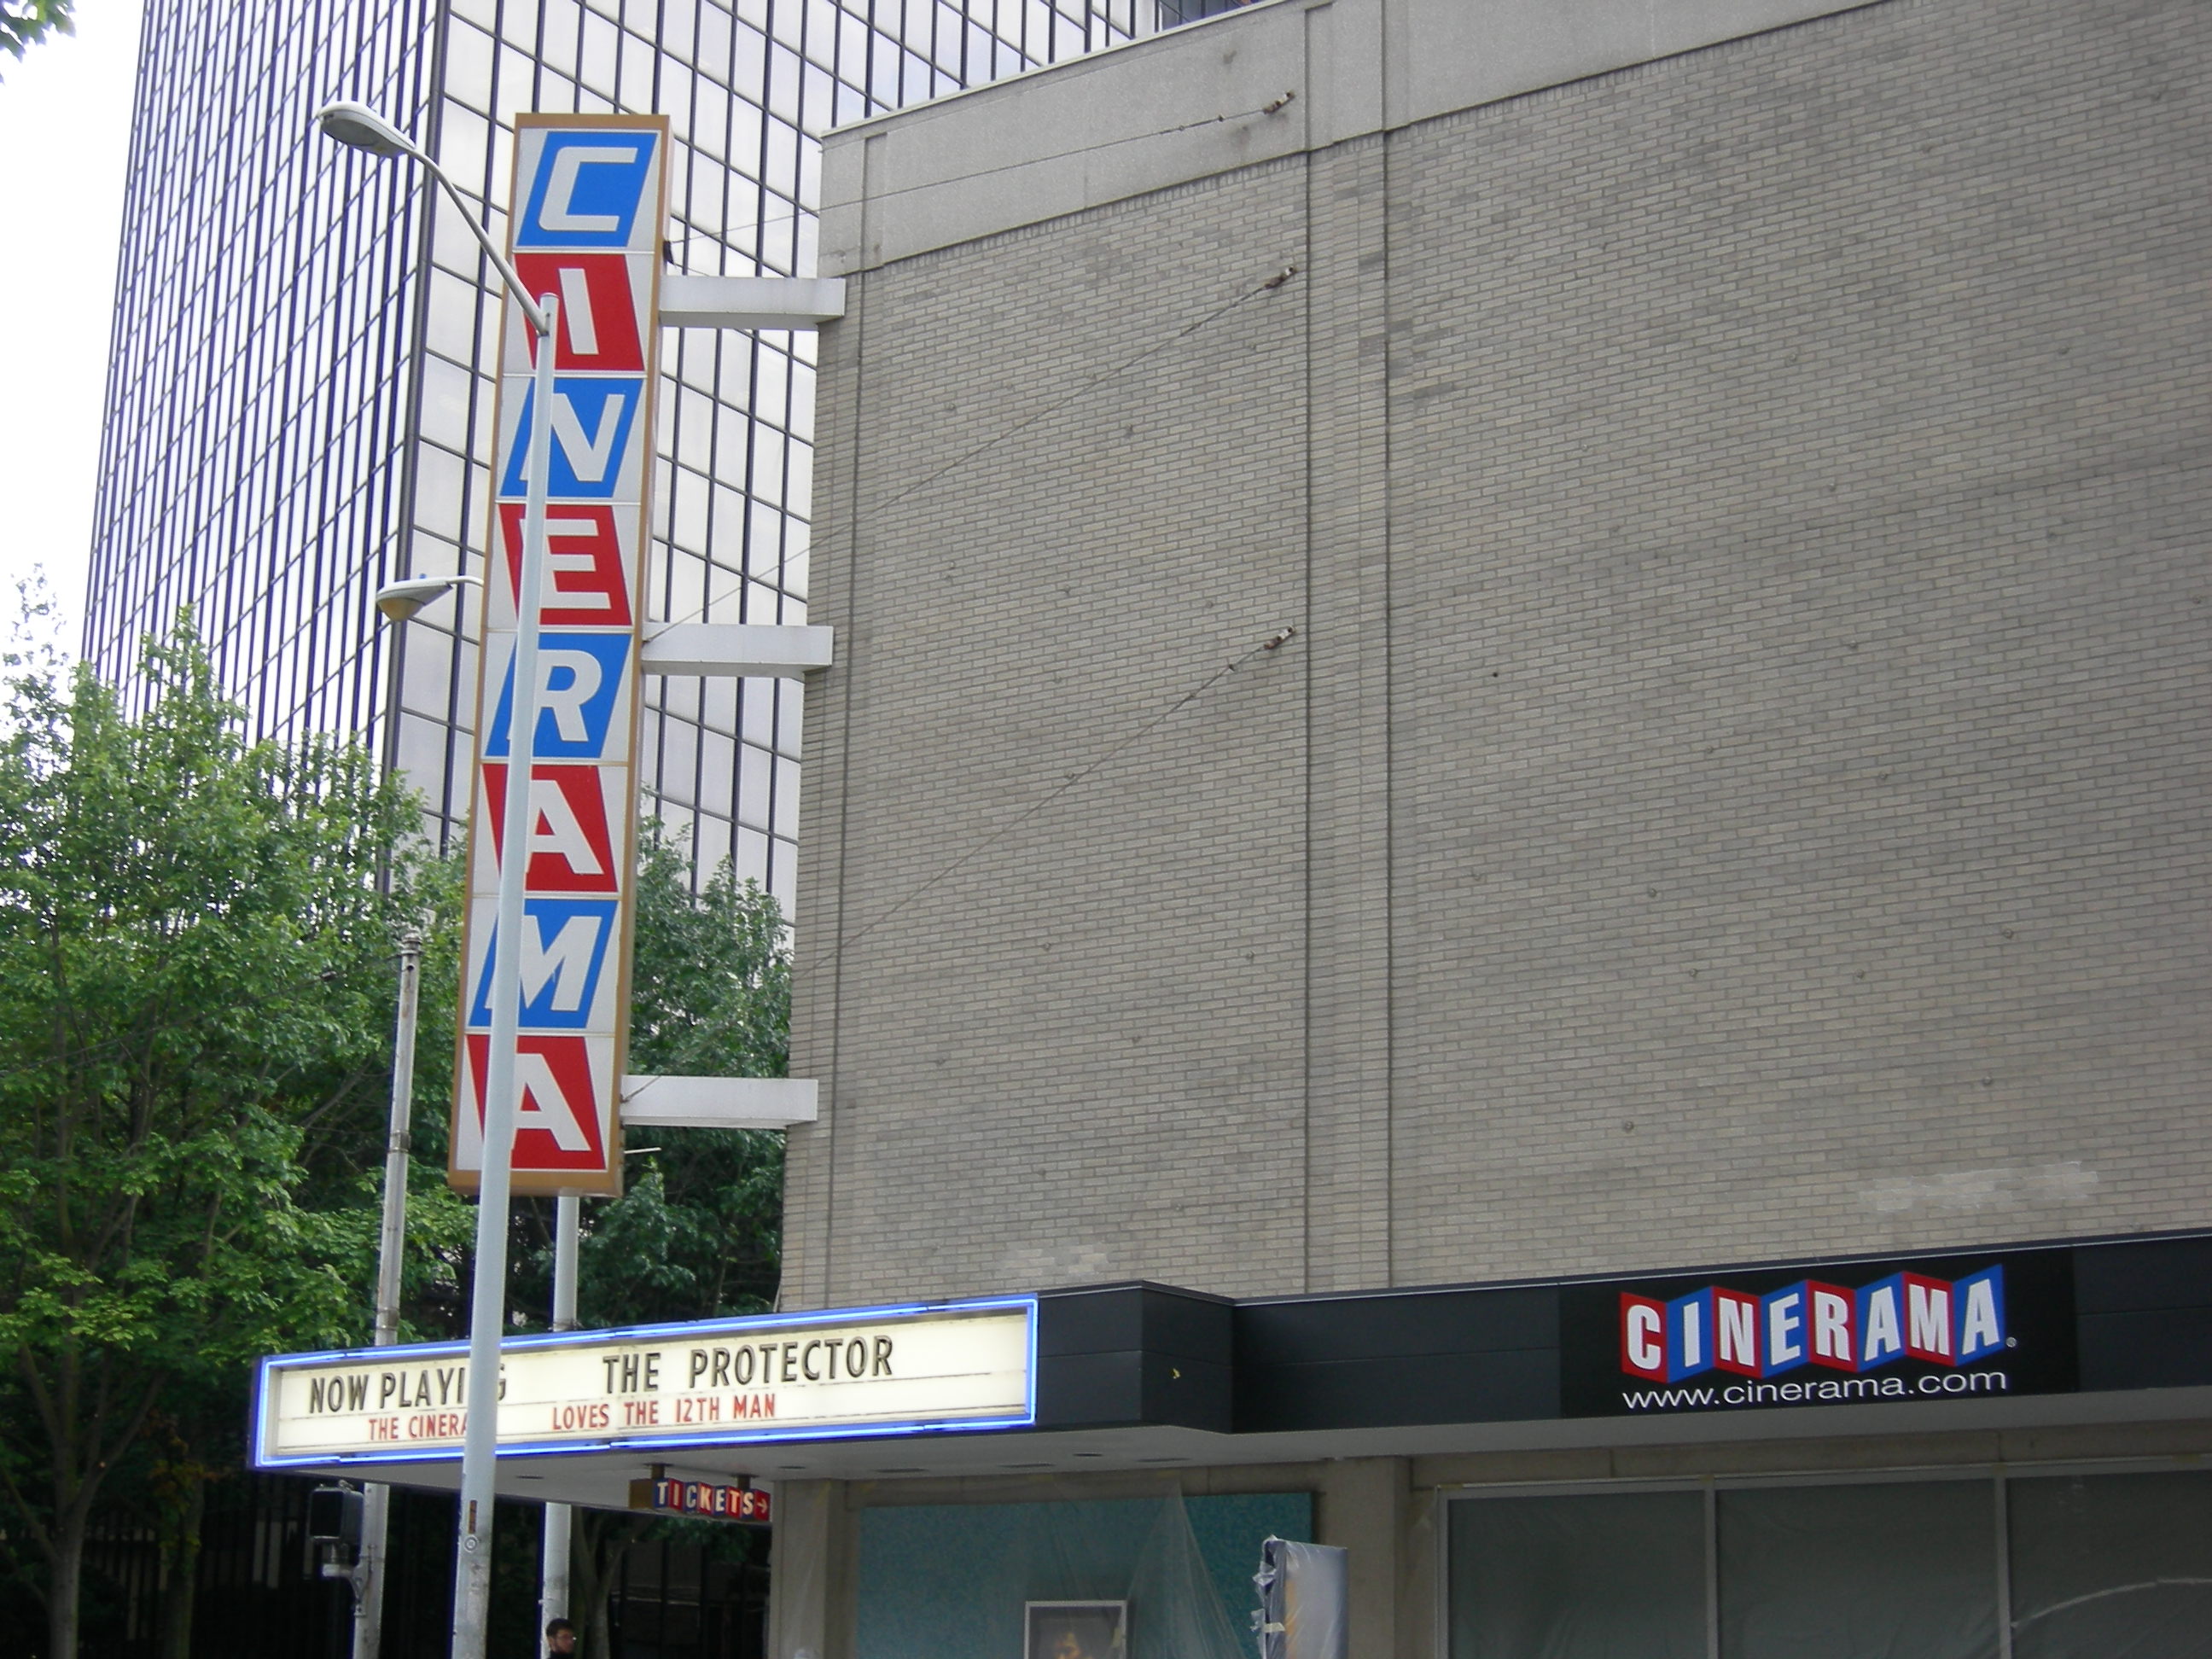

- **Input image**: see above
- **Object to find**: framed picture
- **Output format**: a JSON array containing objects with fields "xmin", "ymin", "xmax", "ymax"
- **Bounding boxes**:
[{"xmin": 1025, "ymin": 1600, "xmax": 1128, "ymax": 1659}]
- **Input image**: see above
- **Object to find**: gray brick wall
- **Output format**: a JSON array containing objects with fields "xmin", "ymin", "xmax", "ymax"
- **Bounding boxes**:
[{"xmin": 784, "ymin": 0, "xmax": 2212, "ymax": 1309}]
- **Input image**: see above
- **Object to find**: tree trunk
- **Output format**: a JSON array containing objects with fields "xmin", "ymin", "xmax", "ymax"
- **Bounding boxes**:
[
  {"xmin": 158, "ymin": 1475, "xmax": 206, "ymax": 1659},
  {"xmin": 571, "ymin": 1509, "xmax": 644, "ymax": 1659},
  {"xmin": 49, "ymin": 1498, "xmax": 90, "ymax": 1659}
]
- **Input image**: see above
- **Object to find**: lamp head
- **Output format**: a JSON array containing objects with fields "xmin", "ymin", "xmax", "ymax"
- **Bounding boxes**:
[
  {"xmin": 315, "ymin": 100, "xmax": 416, "ymax": 160},
  {"xmin": 375, "ymin": 573, "xmax": 481, "ymax": 623}
]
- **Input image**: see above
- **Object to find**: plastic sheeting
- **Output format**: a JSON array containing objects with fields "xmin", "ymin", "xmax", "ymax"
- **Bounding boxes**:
[
  {"xmin": 853, "ymin": 1492, "xmax": 1254, "ymax": 1659},
  {"xmin": 1256, "ymin": 1540, "xmax": 1348, "ymax": 1659},
  {"xmin": 2009, "ymin": 1470, "xmax": 2212, "ymax": 1659}
]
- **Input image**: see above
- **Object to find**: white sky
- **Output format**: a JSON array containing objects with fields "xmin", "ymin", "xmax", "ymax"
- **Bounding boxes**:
[{"xmin": 0, "ymin": 1, "xmax": 146, "ymax": 656}]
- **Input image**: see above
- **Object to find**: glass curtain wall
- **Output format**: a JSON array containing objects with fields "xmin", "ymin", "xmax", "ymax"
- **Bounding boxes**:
[
  {"xmin": 1447, "ymin": 1467, "xmax": 2212, "ymax": 1659},
  {"xmin": 85, "ymin": 0, "xmax": 1143, "ymax": 901},
  {"xmin": 85, "ymin": 0, "xmax": 440, "ymax": 749}
]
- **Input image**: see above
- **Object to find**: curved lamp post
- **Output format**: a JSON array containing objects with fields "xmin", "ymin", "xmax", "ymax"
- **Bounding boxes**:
[{"xmin": 318, "ymin": 98, "xmax": 560, "ymax": 1659}]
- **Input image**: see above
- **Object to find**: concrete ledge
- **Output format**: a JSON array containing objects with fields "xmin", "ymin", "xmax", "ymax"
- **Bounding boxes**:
[
  {"xmin": 639, "ymin": 623, "xmax": 833, "ymax": 678},
  {"xmin": 620, "ymin": 1074, "xmax": 821, "ymax": 1129},
  {"xmin": 820, "ymin": 0, "xmax": 1877, "ymax": 274},
  {"xmin": 660, "ymin": 274, "xmax": 846, "ymax": 329}
]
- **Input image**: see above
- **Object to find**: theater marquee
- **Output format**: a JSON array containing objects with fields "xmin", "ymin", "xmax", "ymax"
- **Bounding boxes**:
[{"xmin": 253, "ymin": 1300, "xmax": 1034, "ymax": 1467}]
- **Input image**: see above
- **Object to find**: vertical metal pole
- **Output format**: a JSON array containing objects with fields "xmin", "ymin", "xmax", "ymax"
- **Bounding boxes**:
[
  {"xmin": 539, "ymin": 1193, "xmax": 581, "ymax": 1637},
  {"xmin": 451, "ymin": 292, "xmax": 561, "ymax": 1659},
  {"xmin": 1703, "ymin": 1481, "xmax": 1720, "ymax": 1659},
  {"xmin": 354, "ymin": 931, "xmax": 422, "ymax": 1659},
  {"xmin": 1994, "ymin": 1469, "xmax": 2013, "ymax": 1659}
]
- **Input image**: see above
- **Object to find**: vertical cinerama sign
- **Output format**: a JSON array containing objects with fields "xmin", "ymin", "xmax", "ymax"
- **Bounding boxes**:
[{"xmin": 451, "ymin": 114, "xmax": 669, "ymax": 1198}]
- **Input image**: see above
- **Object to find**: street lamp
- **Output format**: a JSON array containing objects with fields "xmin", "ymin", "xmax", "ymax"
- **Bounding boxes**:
[
  {"xmin": 315, "ymin": 102, "xmax": 551, "ymax": 338},
  {"xmin": 318, "ymin": 98, "xmax": 561, "ymax": 1659},
  {"xmin": 375, "ymin": 571, "xmax": 483, "ymax": 623}
]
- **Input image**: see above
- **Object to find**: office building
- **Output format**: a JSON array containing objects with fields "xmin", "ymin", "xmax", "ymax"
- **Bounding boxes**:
[
  {"xmin": 253, "ymin": 0, "xmax": 2212, "ymax": 1653},
  {"xmin": 781, "ymin": 0, "xmax": 2212, "ymax": 1646},
  {"xmin": 83, "ymin": 0, "xmax": 1139, "ymax": 897}
]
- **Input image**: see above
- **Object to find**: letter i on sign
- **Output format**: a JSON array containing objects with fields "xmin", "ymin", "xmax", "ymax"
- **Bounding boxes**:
[{"xmin": 1667, "ymin": 1289, "xmax": 1715, "ymax": 1382}]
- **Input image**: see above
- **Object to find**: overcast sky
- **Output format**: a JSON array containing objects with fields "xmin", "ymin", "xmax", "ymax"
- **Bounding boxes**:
[{"xmin": 0, "ymin": 1, "xmax": 146, "ymax": 656}]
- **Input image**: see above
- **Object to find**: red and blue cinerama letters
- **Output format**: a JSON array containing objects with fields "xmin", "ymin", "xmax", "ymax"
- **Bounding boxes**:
[
  {"xmin": 1621, "ymin": 1266, "xmax": 2007, "ymax": 1382},
  {"xmin": 451, "ymin": 116, "xmax": 669, "ymax": 1198}
]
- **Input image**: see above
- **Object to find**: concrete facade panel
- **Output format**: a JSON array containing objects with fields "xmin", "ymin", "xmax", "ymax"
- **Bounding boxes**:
[{"xmin": 790, "ymin": 0, "xmax": 2212, "ymax": 1307}]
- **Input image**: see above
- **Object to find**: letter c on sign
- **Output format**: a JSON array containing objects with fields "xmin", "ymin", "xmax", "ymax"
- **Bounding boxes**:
[
  {"xmin": 540, "ymin": 146, "xmax": 641, "ymax": 234},
  {"xmin": 1627, "ymin": 1301, "xmax": 1663, "ymax": 1375}
]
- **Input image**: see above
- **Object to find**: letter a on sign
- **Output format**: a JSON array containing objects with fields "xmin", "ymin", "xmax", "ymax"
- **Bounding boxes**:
[{"xmin": 450, "ymin": 113, "xmax": 669, "ymax": 1200}]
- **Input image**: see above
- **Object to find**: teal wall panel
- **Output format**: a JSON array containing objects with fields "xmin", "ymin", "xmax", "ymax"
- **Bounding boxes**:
[{"xmin": 856, "ymin": 1493, "xmax": 1312, "ymax": 1659}]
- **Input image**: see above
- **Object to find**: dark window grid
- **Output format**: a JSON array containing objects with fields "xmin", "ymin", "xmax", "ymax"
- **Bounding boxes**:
[
  {"xmin": 765, "ymin": 39, "xmax": 801, "ymax": 124},
  {"xmin": 494, "ymin": 0, "xmax": 538, "ymax": 61},
  {"xmin": 84, "ymin": 0, "xmax": 1123, "ymax": 778},
  {"xmin": 767, "ymin": 830, "xmax": 793, "ymax": 899},
  {"xmin": 379, "ymin": 0, "xmax": 457, "ymax": 777},
  {"xmin": 579, "ymin": 0, "xmax": 615, "ymax": 86},
  {"xmin": 543, "ymin": 0, "xmax": 585, "ymax": 84},
  {"xmin": 763, "ymin": 0, "xmax": 803, "ymax": 55},
  {"xmin": 731, "ymin": 733, "xmax": 773, "ymax": 833},
  {"xmin": 618, "ymin": 21, "xmax": 657, "ymax": 109}
]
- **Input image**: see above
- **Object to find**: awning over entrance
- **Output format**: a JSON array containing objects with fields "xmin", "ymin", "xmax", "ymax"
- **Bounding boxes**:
[{"xmin": 250, "ymin": 1231, "xmax": 2212, "ymax": 1511}]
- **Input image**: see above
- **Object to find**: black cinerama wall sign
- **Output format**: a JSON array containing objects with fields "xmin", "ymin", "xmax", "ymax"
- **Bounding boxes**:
[{"xmin": 1560, "ymin": 1248, "xmax": 2078, "ymax": 1418}]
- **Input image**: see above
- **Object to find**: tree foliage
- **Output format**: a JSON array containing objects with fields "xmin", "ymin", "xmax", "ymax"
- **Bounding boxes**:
[
  {"xmin": 563, "ymin": 823, "xmax": 789, "ymax": 1328},
  {"xmin": 0, "ymin": 620, "xmax": 417, "ymax": 1656},
  {"xmin": 402, "ymin": 822, "xmax": 792, "ymax": 1342},
  {"xmin": 0, "ymin": 598, "xmax": 795, "ymax": 1657},
  {"xmin": 1, "ymin": 1, "xmax": 74, "ymax": 73},
  {"xmin": 515, "ymin": 824, "xmax": 791, "ymax": 1658}
]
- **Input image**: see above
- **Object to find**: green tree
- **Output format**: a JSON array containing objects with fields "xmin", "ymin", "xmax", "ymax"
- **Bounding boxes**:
[
  {"xmin": 0, "ymin": 620, "xmax": 417, "ymax": 1658},
  {"xmin": 567, "ymin": 822, "xmax": 788, "ymax": 1326},
  {"xmin": 1, "ymin": 1, "xmax": 73, "ymax": 73},
  {"xmin": 388, "ymin": 823, "xmax": 789, "ymax": 1658},
  {"xmin": 513, "ymin": 824, "xmax": 791, "ymax": 1657}
]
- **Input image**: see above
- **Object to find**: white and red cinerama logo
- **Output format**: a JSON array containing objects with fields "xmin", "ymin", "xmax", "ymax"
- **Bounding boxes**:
[{"xmin": 1619, "ymin": 1266, "xmax": 2007, "ymax": 1382}]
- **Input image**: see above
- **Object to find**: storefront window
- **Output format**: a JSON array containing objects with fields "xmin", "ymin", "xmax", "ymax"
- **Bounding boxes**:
[
  {"xmin": 1717, "ymin": 1481, "xmax": 1997, "ymax": 1659},
  {"xmin": 1449, "ymin": 1490, "xmax": 1705, "ymax": 1659},
  {"xmin": 1449, "ymin": 1467, "xmax": 2210, "ymax": 1659},
  {"xmin": 2009, "ymin": 1470, "xmax": 2212, "ymax": 1659}
]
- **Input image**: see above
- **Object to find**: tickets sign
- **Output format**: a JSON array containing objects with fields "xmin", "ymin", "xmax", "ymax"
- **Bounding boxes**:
[
  {"xmin": 451, "ymin": 115, "xmax": 670, "ymax": 1197},
  {"xmin": 250, "ymin": 1301, "xmax": 1037, "ymax": 1466},
  {"xmin": 629, "ymin": 1478, "xmax": 771, "ymax": 1522}
]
